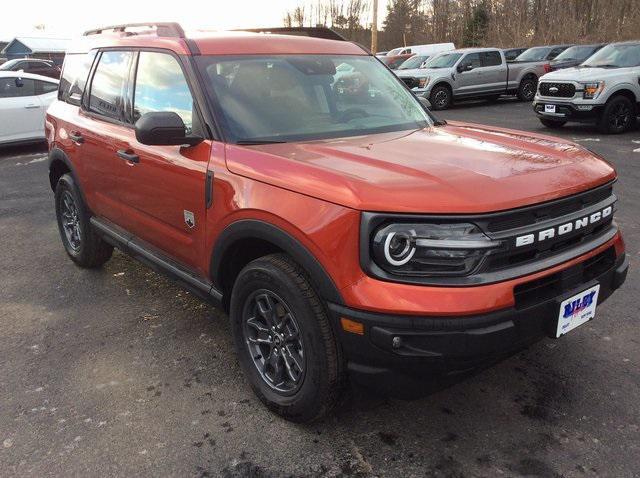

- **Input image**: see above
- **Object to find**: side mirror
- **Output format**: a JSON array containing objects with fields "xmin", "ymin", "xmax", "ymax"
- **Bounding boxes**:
[
  {"xmin": 457, "ymin": 63, "xmax": 473, "ymax": 73},
  {"xmin": 418, "ymin": 97, "xmax": 432, "ymax": 109},
  {"xmin": 134, "ymin": 111, "xmax": 202, "ymax": 147}
]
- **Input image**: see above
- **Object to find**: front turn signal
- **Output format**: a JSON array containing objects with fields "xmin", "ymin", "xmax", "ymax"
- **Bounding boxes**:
[{"xmin": 341, "ymin": 317, "xmax": 364, "ymax": 335}]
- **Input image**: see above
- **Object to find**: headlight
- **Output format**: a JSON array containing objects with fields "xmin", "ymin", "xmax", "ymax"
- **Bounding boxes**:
[
  {"xmin": 582, "ymin": 81, "xmax": 605, "ymax": 99},
  {"xmin": 371, "ymin": 223, "xmax": 501, "ymax": 277},
  {"xmin": 418, "ymin": 76, "xmax": 430, "ymax": 88}
]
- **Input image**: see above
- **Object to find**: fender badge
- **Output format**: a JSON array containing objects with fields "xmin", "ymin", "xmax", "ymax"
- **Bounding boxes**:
[{"xmin": 184, "ymin": 210, "xmax": 195, "ymax": 229}]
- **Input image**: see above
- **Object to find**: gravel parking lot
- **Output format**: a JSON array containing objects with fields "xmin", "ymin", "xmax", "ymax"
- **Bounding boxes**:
[{"xmin": 0, "ymin": 99, "xmax": 638, "ymax": 478}]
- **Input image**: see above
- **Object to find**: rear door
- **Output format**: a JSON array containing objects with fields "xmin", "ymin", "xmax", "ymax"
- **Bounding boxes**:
[
  {"xmin": 79, "ymin": 50, "xmax": 135, "ymax": 223},
  {"xmin": 0, "ymin": 76, "xmax": 43, "ymax": 142},
  {"xmin": 111, "ymin": 50, "xmax": 213, "ymax": 270},
  {"xmin": 479, "ymin": 50, "xmax": 508, "ymax": 94}
]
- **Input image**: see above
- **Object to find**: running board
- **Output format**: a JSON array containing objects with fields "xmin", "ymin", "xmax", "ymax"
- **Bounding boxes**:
[{"xmin": 90, "ymin": 217, "xmax": 223, "ymax": 305}]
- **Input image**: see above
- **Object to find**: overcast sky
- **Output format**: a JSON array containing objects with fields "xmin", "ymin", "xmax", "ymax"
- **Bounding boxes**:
[{"xmin": 1, "ymin": 0, "xmax": 389, "ymax": 39}]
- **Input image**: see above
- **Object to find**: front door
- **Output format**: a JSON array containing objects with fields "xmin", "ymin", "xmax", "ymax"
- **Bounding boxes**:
[
  {"xmin": 455, "ymin": 53, "xmax": 483, "ymax": 97},
  {"xmin": 112, "ymin": 50, "xmax": 213, "ymax": 271},
  {"xmin": 0, "ymin": 77, "xmax": 43, "ymax": 142}
]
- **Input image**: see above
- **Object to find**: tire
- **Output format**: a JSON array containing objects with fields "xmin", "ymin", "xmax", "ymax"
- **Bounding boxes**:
[
  {"xmin": 429, "ymin": 84, "xmax": 452, "ymax": 110},
  {"xmin": 597, "ymin": 95, "xmax": 636, "ymax": 134},
  {"xmin": 517, "ymin": 76, "xmax": 537, "ymax": 101},
  {"xmin": 54, "ymin": 173, "xmax": 113, "ymax": 268},
  {"xmin": 230, "ymin": 253, "xmax": 344, "ymax": 422},
  {"xmin": 540, "ymin": 118, "xmax": 567, "ymax": 129}
]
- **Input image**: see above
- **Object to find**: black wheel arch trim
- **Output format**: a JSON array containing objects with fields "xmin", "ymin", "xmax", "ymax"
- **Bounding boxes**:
[
  {"xmin": 48, "ymin": 147, "xmax": 90, "ymax": 206},
  {"xmin": 210, "ymin": 219, "xmax": 344, "ymax": 305}
]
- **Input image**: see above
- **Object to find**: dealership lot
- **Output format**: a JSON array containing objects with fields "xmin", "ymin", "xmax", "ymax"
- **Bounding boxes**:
[{"xmin": 0, "ymin": 101, "xmax": 638, "ymax": 477}]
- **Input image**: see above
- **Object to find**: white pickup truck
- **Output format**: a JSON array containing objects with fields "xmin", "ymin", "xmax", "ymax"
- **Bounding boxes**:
[
  {"xmin": 533, "ymin": 41, "xmax": 640, "ymax": 134},
  {"xmin": 395, "ymin": 47, "xmax": 548, "ymax": 110}
]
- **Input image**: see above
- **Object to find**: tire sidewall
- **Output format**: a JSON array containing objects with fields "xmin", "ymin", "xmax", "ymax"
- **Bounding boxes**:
[
  {"xmin": 54, "ymin": 174, "xmax": 90, "ymax": 262},
  {"xmin": 601, "ymin": 96, "xmax": 634, "ymax": 134},
  {"xmin": 230, "ymin": 260, "xmax": 334, "ymax": 420},
  {"xmin": 429, "ymin": 85, "xmax": 451, "ymax": 110},
  {"xmin": 519, "ymin": 78, "xmax": 537, "ymax": 101}
]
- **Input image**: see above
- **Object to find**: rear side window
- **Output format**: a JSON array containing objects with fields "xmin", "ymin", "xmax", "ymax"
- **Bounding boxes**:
[
  {"xmin": 59, "ymin": 51, "xmax": 97, "ymax": 105},
  {"xmin": 133, "ymin": 51, "xmax": 194, "ymax": 132},
  {"xmin": 0, "ymin": 77, "xmax": 36, "ymax": 98},
  {"xmin": 89, "ymin": 51, "xmax": 133, "ymax": 120},
  {"xmin": 35, "ymin": 80, "xmax": 58, "ymax": 95},
  {"xmin": 482, "ymin": 51, "xmax": 502, "ymax": 66}
]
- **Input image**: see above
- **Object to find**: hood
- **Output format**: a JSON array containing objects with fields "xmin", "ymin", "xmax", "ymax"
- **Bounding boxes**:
[
  {"xmin": 225, "ymin": 122, "xmax": 615, "ymax": 214},
  {"xmin": 549, "ymin": 59, "xmax": 581, "ymax": 70},
  {"xmin": 396, "ymin": 67, "xmax": 448, "ymax": 78},
  {"xmin": 541, "ymin": 66, "xmax": 637, "ymax": 81}
]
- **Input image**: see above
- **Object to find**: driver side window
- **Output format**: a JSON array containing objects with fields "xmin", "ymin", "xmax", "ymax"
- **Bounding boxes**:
[{"xmin": 460, "ymin": 53, "xmax": 482, "ymax": 70}]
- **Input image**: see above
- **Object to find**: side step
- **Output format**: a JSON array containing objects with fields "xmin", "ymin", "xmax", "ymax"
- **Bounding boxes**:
[{"xmin": 90, "ymin": 217, "xmax": 223, "ymax": 305}]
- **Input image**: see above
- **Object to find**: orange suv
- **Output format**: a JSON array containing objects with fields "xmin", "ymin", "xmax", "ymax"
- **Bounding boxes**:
[{"xmin": 46, "ymin": 23, "xmax": 628, "ymax": 422}]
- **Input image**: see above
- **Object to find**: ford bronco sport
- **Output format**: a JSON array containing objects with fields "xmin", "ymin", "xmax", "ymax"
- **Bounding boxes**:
[{"xmin": 46, "ymin": 23, "xmax": 628, "ymax": 423}]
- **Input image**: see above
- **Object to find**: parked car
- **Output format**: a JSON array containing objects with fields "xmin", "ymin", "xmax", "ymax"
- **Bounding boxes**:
[
  {"xmin": 514, "ymin": 44, "xmax": 574, "ymax": 62},
  {"xmin": 395, "ymin": 47, "xmax": 548, "ymax": 109},
  {"xmin": 0, "ymin": 58, "xmax": 62, "ymax": 79},
  {"xmin": 503, "ymin": 47, "xmax": 527, "ymax": 62},
  {"xmin": 395, "ymin": 54, "xmax": 430, "ymax": 71},
  {"xmin": 534, "ymin": 41, "xmax": 640, "ymax": 133},
  {"xmin": 387, "ymin": 43, "xmax": 455, "ymax": 57},
  {"xmin": 46, "ymin": 23, "xmax": 627, "ymax": 422},
  {"xmin": 380, "ymin": 53, "xmax": 414, "ymax": 69},
  {"xmin": 0, "ymin": 71, "xmax": 58, "ymax": 145},
  {"xmin": 548, "ymin": 44, "xmax": 606, "ymax": 71}
]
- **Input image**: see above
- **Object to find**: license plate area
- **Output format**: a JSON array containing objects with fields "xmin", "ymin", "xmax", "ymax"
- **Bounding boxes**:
[
  {"xmin": 544, "ymin": 104, "xmax": 556, "ymax": 114},
  {"xmin": 555, "ymin": 284, "xmax": 600, "ymax": 338}
]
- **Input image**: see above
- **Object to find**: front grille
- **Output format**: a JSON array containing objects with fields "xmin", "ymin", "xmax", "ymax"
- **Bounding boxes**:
[
  {"xmin": 400, "ymin": 77, "xmax": 419, "ymax": 88},
  {"xmin": 539, "ymin": 82, "xmax": 576, "ymax": 98},
  {"xmin": 486, "ymin": 183, "xmax": 612, "ymax": 232},
  {"xmin": 514, "ymin": 247, "xmax": 615, "ymax": 309}
]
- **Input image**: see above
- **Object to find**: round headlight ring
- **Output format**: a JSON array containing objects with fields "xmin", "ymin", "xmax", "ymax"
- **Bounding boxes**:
[{"xmin": 383, "ymin": 231, "xmax": 416, "ymax": 266}]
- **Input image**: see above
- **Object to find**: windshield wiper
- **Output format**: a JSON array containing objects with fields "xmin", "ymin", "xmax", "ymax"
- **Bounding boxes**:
[{"xmin": 236, "ymin": 139, "xmax": 287, "ymax": 145}]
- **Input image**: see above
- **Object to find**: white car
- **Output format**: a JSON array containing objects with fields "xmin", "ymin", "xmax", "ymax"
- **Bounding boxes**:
[{"xmin": 0, "ymin": 71, "xmax": 59, "ymax": 145}]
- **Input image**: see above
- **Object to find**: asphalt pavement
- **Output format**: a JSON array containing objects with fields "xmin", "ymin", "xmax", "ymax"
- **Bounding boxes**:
[{"xmin": 0, "ymin": 99, "xmax": 638, "ymax": 477}]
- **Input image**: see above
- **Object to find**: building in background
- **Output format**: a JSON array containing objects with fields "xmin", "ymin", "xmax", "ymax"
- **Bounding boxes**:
[{"xmin": 1, "ymin": 37, "xmax": 70, "ymax": 66}]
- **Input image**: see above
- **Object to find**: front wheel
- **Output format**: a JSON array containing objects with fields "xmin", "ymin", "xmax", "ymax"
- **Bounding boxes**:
[
  {"xmin": 230, "ymin": 254, "xmax": 344, "ymax": 422},
  {"xmin": 597, "ymin": 96, "xmax": 636, "ymax": 134},
  {"xmin": 540, "ymin": 118, "xmax": 567, "ymax": 129},
  {"xmin": 429, "ymin": 85, "xmax": 452, "ymax": 110}
]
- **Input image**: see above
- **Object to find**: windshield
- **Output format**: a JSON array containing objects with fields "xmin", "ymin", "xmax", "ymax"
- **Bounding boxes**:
[
  {"xmin": 425, "ymin": 53, "xmax": 462, "ymax": 68},
  {"xmin": 197, "ymin": 55, "xmax": 432, "ymax": 143},
  {"xmin": 514, "ymin": 47, "xmax": 551, "ymax": 62},
  {"xmin": 397, "ymin": 55, "xmax": 429, "ymax": 70},
  {"xmin": 581, "ymin": 43, "xmax": 640, "ymax": 68},
  {"xmin": 553, "ymin": 45, "xmax": 598, "ymax": 62}
]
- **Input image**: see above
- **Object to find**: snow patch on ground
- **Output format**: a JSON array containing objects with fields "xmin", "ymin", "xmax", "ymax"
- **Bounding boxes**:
[{"xmin": 15, "ymin": 156, "xmax": 47, "ymax": 166}]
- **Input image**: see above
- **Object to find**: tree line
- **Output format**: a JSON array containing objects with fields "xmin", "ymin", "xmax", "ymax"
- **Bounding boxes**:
[{"xmin": 283, "ymin": 0, "xmax": 640, "ymax": 51}]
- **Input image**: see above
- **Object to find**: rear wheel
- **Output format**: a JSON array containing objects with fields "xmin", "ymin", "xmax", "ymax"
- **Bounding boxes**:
[
  {"xmin": 597, "ymin": 96, "xmax": 636, "ymax": 134},
  {"xmin": 540, "ymin": 118, "xmax": 567, "ymax": 129},
  {"xmin": 429, "ymin": 85, "xmax": 452, "ymax": 110},
  {"xmin": 230, "ymin": 253, "xmax": 344, "ymax": 422},
  {"xmin": 54, "ymin": 174, "xmax": 113, "ymax": 268},
  {"xmin": 517, "ymin": 77, "xmax": 537, "ymax": 101}
]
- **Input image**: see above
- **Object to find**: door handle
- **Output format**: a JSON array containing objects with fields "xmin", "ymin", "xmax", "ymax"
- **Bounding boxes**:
[
  {"xmin": 24, "ymin": 103, "xmax": 40, "ymax": 109},
  {"xmin": 69, "ymin": 132, "xmax": 84, "ymax": 144},
  {"xmin": 117, "ymin": 149, "xmax": 139, "ymax": 164}
]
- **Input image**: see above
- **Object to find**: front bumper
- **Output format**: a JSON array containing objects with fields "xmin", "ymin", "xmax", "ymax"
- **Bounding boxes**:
[
  {"xmin": 329, "ymin": 247, "xmax": 628, "ymax": 396},
  {"xmin": 533, "ymin": 100, "xmax": 604, "ymax": 122}
]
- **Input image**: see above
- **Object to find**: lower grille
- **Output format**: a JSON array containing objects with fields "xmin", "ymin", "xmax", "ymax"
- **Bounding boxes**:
[
  {"xmin": 539, "ymin": 82, "xmax": 576, "ymax": 98},
  {"xmin": 514, "ymin": 247, "xmax": 615, "ymax": 309}
]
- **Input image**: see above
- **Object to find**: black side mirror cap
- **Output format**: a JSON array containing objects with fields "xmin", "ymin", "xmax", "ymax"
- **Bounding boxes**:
[{"xmin": 134, "ymin": 111, "xmax": 202, "ymax": 146}]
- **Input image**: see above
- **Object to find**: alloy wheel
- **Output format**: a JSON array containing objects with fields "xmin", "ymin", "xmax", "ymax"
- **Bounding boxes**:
[
  {"xmin": 60, "ymin": 191, "xmax": 82, "ymax": 251},
  {"xmin": 609, "ymin": 103, "xmax": 631, "ymax": 131},
  {"xmin": 242, "ymin": 290, "xmax": 305, "ymax": 394}
]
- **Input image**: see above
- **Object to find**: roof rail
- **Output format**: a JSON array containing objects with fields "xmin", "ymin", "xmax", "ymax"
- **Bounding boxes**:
[
  {"xmin": 235, "ymin": 27, "xmax": 346, "ymax": 42},
  {"xmin": 83, "ymin": 22, "xmax": 185, "ymax": 38}
]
